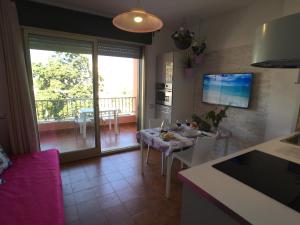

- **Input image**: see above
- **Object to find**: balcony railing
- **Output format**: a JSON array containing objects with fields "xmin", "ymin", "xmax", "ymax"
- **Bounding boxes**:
[{"xmin": 35, "ymin": 97, "xmax": 136, "ymax": 122}]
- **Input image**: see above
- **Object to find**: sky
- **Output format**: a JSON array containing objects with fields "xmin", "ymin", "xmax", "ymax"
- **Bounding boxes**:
[{"xmin": 30, "ymin": 50, "xmax": 136, "ymax": 98}]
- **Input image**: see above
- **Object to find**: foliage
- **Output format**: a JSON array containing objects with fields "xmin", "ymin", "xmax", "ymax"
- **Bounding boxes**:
[
  {"xmin": 184, "ymin": 53, "xmax": 194, "ymax": 68},
  {"xmin": 191, "ymin": 37, "xmax": 207, "ymax": 56},
  {"xmin": 32, "ymin": 52, "xmax": 104, "ymax": 120},
  {"xmin": 191, "ymin": 113, "xmax": 211, "ymax": 132},
  {"xmin": 171, "ymin": 27, "xmax": 195, "ymax": 50},
  {"xmin": 192, "ymin": 106, "xmax": 229, "ymax": 131},
  {"xmin": 205, "ymin": 106, "xmax": 229, "ymax": 129}
]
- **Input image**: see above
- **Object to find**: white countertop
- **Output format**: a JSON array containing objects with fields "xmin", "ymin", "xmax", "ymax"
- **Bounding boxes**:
[{"xmin": 179, "ymin": 133, "xmax": 300, "ymax": 225}]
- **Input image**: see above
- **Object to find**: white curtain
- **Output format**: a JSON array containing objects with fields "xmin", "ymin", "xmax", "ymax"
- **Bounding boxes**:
[{"xmin": 0, "ymin": 0, "xmax": 40, "ymax": 154}]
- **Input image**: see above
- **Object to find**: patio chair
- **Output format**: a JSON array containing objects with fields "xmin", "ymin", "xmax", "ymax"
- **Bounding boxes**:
[
  {"xmin": 166, "ymin": 136, "xmax": 217, "ymax": 197},
  {"xmin": 100, "ymin": 110, "xmax": 120, "ymax": 135},
  {"xmin": 74, "ymin": 113, "xmax": 94, "ymax": 141}
]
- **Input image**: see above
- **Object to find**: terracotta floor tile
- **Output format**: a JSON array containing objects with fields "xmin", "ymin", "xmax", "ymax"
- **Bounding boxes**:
[
  {"xmin": 132, "ymin": 209, "xmax": 160, "ymax": 225},
  {"xmin": 62, "ymin": 150, "xmax": 182, "ymax": 225},
  {"xmin": 110, "ymin": 180, "xmax": 131, "ymax": 191},
  {"xmin": 74, "ymin": 188, "xmax": 97, "ymax": 203},
  {"xmin": 94, "ymin": 183, "xmax": 115, "ymax": 198},
  {"xmin": 65, "ymin": 205, "xmax": 79, "ymax": 224},
  {"xmin": 122, "ymin": 197, "xmax": 149, "ymax": 216},
  {"xmin": 71, "ymin": 179, "xmax": 96, "ymax": 193},
  {"xmin": 98, "ymin": 192, "xmax": 122, "ymax": 209},
  {"xmin": 77, "ymin": 199, "xmax": 102, "ymax": 217},
  {"xmin": 104, "ymin": 205, "xmax": 133, "ymax": 225},
  {"xmin": 64, "ymin": 194, "xmax": 76, "ymax": 208},
  {"xmin": 63, "ymin": 183, "xmax": 74, "ymax": 195},
  {"xmin": 105, "ymin": 172, "xmax": 124, "ymax": 182}
]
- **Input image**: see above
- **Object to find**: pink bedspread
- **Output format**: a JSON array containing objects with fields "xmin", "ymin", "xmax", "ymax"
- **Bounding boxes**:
[{"xmin": 0, "ymin": 149, "xmax": 64, "ymax": 225}]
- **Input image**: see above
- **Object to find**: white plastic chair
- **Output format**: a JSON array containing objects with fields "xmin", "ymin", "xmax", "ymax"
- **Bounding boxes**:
[
  {"xmin": 146, "ymin": 118, "xmax": 167, "ymax": 174},
  {"xmin": 100, "ymin": 110, "xmax": 120, "ymax": 135},
  {"xmin": 74, "ymin": 113, "xmax": 94, "ymax": 142},
  {"xmin": 166, "ymin": 136, "xmax": 217, "ymax": 198}
]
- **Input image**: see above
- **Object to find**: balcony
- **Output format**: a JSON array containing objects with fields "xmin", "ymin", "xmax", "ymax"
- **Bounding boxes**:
[{"xmin": 36, "ymin": 97, "xmax": 138, "ymax": 153}]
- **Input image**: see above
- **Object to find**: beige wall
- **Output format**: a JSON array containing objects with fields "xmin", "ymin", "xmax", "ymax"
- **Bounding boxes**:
[{"xmin": 192, "ymin": 0, "xmax": 300, "ymax": 152}]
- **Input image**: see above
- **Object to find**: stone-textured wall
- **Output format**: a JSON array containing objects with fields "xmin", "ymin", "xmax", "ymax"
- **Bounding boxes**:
[
  {"xmin": 297, "ymin": 109, "xmax": 300, "ymax": 131},
  {"xmin": 193, "ymin": 45, "xmax": 274, "ymax": 153}
]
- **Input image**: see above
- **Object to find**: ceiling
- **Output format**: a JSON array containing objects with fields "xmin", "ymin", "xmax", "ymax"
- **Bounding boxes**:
[{"xmin": 31, "ymin": 0, "xmax": 253, "ymax": 28}]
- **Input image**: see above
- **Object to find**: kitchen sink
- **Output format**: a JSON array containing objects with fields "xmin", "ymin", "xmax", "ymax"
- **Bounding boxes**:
[{"xmin": 281, "ymin": 133, "xmax": 300, "ymax": 146}]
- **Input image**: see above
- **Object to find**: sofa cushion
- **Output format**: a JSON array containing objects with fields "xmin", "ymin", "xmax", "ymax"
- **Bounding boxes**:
[{"xmin": 0, "ymin": 149, "xmax": 64, "ymax": 225}]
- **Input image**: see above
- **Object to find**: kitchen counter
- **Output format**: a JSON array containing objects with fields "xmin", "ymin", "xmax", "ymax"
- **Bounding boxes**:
[{"xmin": 179, "ymin": 133, "xmax": 300, "ymax": 225}]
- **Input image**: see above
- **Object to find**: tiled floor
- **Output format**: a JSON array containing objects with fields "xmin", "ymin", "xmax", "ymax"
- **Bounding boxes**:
[
  {"xmin": 61, "ymin": 149, "xmax": 183, "ymax": 225},
  {"xmin": 40, "ymin": 123, "xmax": 138, "ymax": 153}
]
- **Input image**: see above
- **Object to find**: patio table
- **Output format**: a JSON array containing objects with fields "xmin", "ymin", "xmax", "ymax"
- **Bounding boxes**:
[
  {"xmin": 137, "ymin": 127, "xmax": 231, "ymax": 198},
  {"xmin": 79, "ymin": 107, "xmax": 120, "ymax": 138}
]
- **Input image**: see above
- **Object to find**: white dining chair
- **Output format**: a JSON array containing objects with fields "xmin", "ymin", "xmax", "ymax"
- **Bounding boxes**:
[
  {"xmin": 146, "ymin": 118, "xmax": 167, "ymax": 175},
  {"xmin": 166, "ymin": 136, "xmax": 217, "ymax": 198}
]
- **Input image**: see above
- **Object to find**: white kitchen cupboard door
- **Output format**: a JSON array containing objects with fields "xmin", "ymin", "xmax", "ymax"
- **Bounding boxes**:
[{"xmin": 156, "ymin": 52, "xmax": 173, "ymax": 83}]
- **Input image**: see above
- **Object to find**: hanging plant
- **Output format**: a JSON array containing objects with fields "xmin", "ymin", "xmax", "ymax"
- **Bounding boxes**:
[
  {"xmin": 184, "ymin": 52, "xmax": 194, "ymax": 68},
  {"xmin": 191, "ymin": 37, "xmax": 207, "ymax": 55},
  {"xmin": 183, "ymin": 53, "xmax": 195, "ymax": 76},
  {"xmin": 171, "ymin": 27, "xmax": 195, "ymax": 50},
  {"xmin": 192, "ymin": 37, "xmax": 207, "ymax": 65}
]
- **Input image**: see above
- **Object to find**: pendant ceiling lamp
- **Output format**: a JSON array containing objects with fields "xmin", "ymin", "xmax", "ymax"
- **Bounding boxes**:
[{"xmin": 113, "ymin": 0, "xmax": 163, "ymax": 33}]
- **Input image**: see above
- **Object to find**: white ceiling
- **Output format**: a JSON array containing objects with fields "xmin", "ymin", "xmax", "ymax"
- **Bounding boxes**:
[{"xmin": 32, "ymin": 0, "xmax": 253, "ymax": 28}]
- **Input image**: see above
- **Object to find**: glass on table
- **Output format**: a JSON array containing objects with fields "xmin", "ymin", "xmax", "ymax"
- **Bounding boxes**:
[
  {"xmin": 176, "ymin": 120, "xmax": 182, "ymax": 127},
  {"xmin": 185, "ymin": 119, "xmax": 191, "ymax": 127}
]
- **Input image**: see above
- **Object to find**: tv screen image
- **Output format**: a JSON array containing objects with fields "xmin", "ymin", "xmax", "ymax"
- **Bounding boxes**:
[{"xmin": 202, "ymin": 73, "xmax": 253, "ymax": 108}]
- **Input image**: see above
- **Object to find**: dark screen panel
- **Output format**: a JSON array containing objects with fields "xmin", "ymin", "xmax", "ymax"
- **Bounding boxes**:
[{"xmin": 213, "ymin": 150, "xmax": 300, "ymax": 213}]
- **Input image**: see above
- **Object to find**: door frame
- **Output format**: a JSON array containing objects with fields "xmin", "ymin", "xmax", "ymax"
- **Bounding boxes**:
[{"xmin": 22, "ymin": 27, "xmax": 145, "ymax": 162}]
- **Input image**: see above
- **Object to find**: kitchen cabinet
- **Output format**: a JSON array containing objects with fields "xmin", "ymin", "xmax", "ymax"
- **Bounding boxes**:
[{"xmin": 155, "ymin": 52, "xmax": 194, "ymax": 124}]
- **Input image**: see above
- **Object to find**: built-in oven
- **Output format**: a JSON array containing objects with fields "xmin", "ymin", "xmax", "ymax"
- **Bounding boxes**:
[{"xmin": 156, "ymin": 83, "xmax": 172, "ymax": 106}]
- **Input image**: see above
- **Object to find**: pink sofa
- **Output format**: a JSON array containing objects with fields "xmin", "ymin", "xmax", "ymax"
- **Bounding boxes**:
[{"xmin": 0, "ymin": 149, "xmax": 64, "ymax": 225}]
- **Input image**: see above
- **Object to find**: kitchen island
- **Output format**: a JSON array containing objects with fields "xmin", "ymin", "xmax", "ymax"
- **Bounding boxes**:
[{"xmin": 179, "ymin": 133, "xmax": 300, "ymax": 225}]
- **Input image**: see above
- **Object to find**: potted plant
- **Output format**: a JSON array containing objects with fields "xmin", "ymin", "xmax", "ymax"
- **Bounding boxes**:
[
  {"xmin": 191, "ymin": 37, "xmax": 207, "ymax": 64},
  {"xmin": 205, "ymin": 106, "xmax": 229, "ymax": 133},
  {"xmin": 171, "ymin": 27, "xmax": 195, "ymax": 50},
  {"xmin": 183, "ymin": 53, "xmax": 194, "ymax": 76},
  {"xmin": 191, "ymin": 113, "xmax": 211, "ymax": 132}
]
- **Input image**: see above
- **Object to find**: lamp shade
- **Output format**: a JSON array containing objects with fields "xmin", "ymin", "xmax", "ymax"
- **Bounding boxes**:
[{"xmin": 113, "ymin": 9, "xmax": 163, "ymax": 33}]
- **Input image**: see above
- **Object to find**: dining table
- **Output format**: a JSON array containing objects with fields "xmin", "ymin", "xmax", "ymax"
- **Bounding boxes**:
[
  {"xmin": 136, "ymin": 126, "xmax": 231, "ymax": 198},
  {"xmin": 79, "ymin": 107, "xmax": 120, "ymax": 138}
]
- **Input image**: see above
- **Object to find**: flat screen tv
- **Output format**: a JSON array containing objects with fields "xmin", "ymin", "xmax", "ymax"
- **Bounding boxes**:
[{"xmin": 202, "ymin": 73, "xmax": 253, "ymax": 108}]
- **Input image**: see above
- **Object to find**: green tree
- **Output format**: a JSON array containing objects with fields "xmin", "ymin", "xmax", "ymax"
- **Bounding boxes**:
[{"xmin": 32, "ymin": 52, "xmax": 104, "ymax": 120}]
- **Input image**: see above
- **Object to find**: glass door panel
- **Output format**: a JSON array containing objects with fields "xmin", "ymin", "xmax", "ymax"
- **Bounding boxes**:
[
  {"xmin": 98, "ymin": 55, "xmax": 139, "ymax": 152},
  {"xmin": 28, "ymin": 34, "xmax": 96, "ymax": 154}
]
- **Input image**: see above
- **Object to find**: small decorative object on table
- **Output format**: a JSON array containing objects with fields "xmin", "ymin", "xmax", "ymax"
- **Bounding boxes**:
[
  {"xmin": 171, "ymin": 27, "xmax": 195, "ymax": 50},
  {"xmin": 176, "ymin": 120, "xmax": 182, "ymax": 127},
  {"xmin": 160, "ymin": 119, "xmax": 170, "ymax": 133},
  {"xmin": 185, "ymin": 119, "xmax": 191, "ymax": 126}
]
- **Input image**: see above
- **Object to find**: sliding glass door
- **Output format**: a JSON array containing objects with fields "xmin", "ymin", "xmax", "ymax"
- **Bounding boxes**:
[
  {"xmin": 27, "ymin": 34, "xmax": 98, "ymax": 159},
  {"xmin": 24, "ymin": 29, "xmax": 144, "ymax": 161},
  {"xmin": 97, "ymin": 40, "xmax": 140, "ymax": 152}
]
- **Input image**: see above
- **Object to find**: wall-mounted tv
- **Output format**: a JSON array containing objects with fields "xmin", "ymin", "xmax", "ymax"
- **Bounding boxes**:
[{"xmin": 202, "ymin": 73, "xmax": 253, "ymax": 108}]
